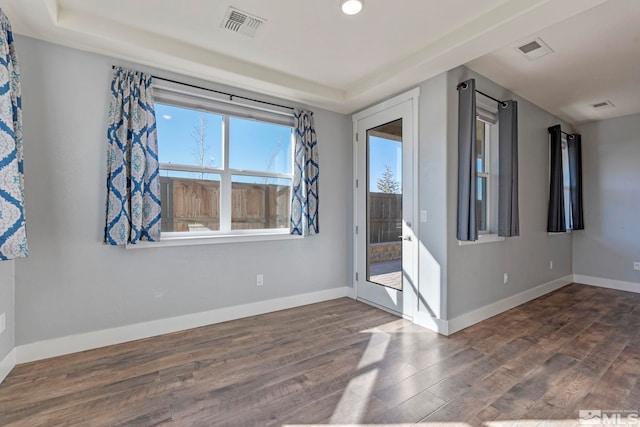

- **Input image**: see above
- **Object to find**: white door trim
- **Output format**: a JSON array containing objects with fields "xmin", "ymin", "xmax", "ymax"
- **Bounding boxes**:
[
  {"xmin": 351, "ymin": 88, "xmax": 420, "ymax": 315},
  {"xmin": 352, "ymin": 88, "xmax": 421, "ymax": 122}
]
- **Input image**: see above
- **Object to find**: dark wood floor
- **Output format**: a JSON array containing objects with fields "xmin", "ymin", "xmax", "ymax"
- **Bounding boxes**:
[{"xmin": 1, "ymin": 284, "xmax": 639, "ymax": 426}]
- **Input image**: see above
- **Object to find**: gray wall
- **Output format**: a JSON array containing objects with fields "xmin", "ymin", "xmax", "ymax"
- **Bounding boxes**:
[
  {"xmin": 14, "ymin": 36, "xmax": 352, "ymax": 345},
  {"xmin": 574, "ymin": 114, "xmax": 640, "ymax": 284},
  {"xmin": 364, "ymin": 66, "xmax": 575, "ymax": 324},
  {"xmin": 0, "ymin": 260, "xmax": 14, "ymax": 360},
  {"xmin": 417, "ymin": 73, "xmax": 449, "ymax": 320},
  {"xmin": 444, "ymin": 67, "xmax": 573, "ymax": 319}
]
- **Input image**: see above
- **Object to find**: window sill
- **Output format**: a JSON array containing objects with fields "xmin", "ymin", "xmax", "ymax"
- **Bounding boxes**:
[
  {"xmin": 458, "ymin": 234, "xmax": 505, "ymax": 246},
  {"xmin": 548, "ymin": 230, "xmax": 572, "ymax": 235},
  {"xmin": 125, "ymin": 232, "xmax": 303, "ymax": 249}
]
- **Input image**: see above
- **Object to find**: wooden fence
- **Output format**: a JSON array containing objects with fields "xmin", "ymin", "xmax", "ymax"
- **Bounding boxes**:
[
  {"xmin": 159, "ymin": 179, "xmax": 401, "ymax": 239},
  {"xmin": 160, "ymin": 177, "xmax": 290, "ymax": 232},
  {"xmin": 369, "ymin": 192, "xmax": 402, "ymax": 244}
]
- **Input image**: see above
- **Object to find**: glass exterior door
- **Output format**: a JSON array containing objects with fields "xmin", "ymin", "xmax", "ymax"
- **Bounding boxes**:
[{"xmin": 355, "ymin": 100, "xmax": 416, "ymax": 319}]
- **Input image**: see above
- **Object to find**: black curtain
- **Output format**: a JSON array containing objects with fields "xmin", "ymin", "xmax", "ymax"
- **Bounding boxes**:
[
  {"xmin": 457, "ymin": 79, "xmax": 477, "ymax": 241},
  {"xmin": 547, "ymin": 125, "xmax": 566, "ymax": 232},
  {"xmin": 498, "ymin": 100, "xmax": 519, "ymax": 237},
  {"xmin": 568, "ymin": 134, "xmax": 584, "ymax": 230}
]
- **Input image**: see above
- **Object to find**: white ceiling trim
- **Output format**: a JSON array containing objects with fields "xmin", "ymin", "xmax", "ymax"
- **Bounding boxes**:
[
  {"xmin": 3, "ymin": 0, "xmax": 608, "ymax": 114},
  {"xmin": 53, "ymin": 5, "xmax": 346, "ymax": 104},
  {"xmin": 344, "ymin": 0, "xmax": 608, "ymax": 110}
]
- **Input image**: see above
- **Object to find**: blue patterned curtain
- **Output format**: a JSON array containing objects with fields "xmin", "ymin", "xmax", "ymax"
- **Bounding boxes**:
[
  {"xmin": 0, "ymin": 10, "xmax": 28, "ymax": 260},
  {"xmin": 290, "ymin": 109, "xmax": 319, "ymax": 236},
  {"xmin": 105, "ymin": 67, "xmax": 161, "ymax": 245}
]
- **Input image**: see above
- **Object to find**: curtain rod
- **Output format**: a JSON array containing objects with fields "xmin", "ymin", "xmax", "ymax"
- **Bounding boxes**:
[
  {"xmin": 457, "ymin": 82, "xmax": 508, "ymax": 107},
  {"xmin": 111, "ymin": 66, "xmax": 295, "ymax": 111},
  {"xmin": 476, "ymin": 90, "xmax": 508, "ymax": 108},
  {"xmin": 550, "ymin": 125, "xmax": 576, "ymax": 139}
]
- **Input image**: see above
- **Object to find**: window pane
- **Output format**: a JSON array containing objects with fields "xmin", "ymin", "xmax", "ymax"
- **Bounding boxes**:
[
  {"xmin": 156, "ymin": 103, "xmax": 222, "ymax": 169},
  {"xmin": 477, "ymin": 176, "xmax": 488, "ymax": 231},
  {"xmin": 229, "ymin": 117, "xmax": 293, "ymax": 174},
  {"xmin": 561, "ymin": 140, "xmax": 573, "ymax": 229},
  {"xmin": 476, "ymin": 120, "xmax": 486, "ymax": 173},
  {"xmin": 231, "ymin": 175, "xmax": 291, "ymax": 230},
  {"xmin": 159, "ymin": 172, "xmax": 221, "ymax": 232},
  {"xmin": 367, "ymin": 120, "xmax": 403, "ymax": 291}
]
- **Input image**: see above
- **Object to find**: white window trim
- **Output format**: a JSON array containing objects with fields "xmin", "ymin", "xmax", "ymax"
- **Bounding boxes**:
[
  {"xmin": 477, "ymin": 119, "xmax": 492, "ymax": 235},
  {"xmin": 152, "ymin": 84, "xmax": 297, "ymax": 245},
  {"xmin": 548, "ymin": 134, "xmax": 573, "ymax": 235},
  {"xmin": 476, "ymin": 113, "xmax": 499, "ymax": 236},
  {"xmin": 126, "ymin": 232, "xmax": 303, "ymax": 250},
  {"xmin": 458, "ymin": 234, "xmax": 505, "ymax": 246},
  {"xmin": 460, "ymin": 95, "xmax": 501, "ymax": 246},
  {"xmin": 561, "ymin": 134, "xmax": 574, "ymax": 230}
]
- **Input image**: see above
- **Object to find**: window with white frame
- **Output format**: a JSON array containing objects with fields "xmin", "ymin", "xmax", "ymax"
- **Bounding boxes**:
[
  {"xmin": 154, "ymin": 87, "xmax": 295, "ymax": 238},
  {"xmin": 475, "ymin": 109, "xmax": 498, "ymax": 235},
  {"xmin": 560, "ymin": 135, "xmax": 574, "ymax": 230}
]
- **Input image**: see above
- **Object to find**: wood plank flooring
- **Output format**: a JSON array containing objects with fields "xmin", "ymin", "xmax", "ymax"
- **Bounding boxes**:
[{"xmin": 1, "ymin": 283, "xmax": 639, "ymax": 426}]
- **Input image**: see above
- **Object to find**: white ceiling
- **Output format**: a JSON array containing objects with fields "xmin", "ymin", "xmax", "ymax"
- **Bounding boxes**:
[
  {"xmin": 2, "ymin": 0, "xmax": 633, "ymax": 122},
  {"xmin": 467, "ymin": 0, "xmax": 640, "ymax": 125}
]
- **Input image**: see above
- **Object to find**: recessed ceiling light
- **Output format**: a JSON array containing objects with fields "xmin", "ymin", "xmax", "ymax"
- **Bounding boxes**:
[{"xmin": 341, "ymin": 0, "xmax": 364, "ymax": 15}]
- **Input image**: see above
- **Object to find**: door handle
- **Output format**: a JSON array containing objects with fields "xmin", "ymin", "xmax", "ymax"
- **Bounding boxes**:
[{"xmin": 398, "ymin": 235, "xmax": 412, "ymax": 241}]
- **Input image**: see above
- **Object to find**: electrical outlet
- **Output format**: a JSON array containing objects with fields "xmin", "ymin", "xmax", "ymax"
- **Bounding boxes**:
[
  {"xmin": 503, "ymin": 273, "xmax": 509, "ymax": 284},
  {"xmin": 256, "ymin": 274, "xmax": 263, "ymax": 286},
  {"xmin": 0, "ymin": 313, "xmax": 5, "ymax": 335},
  {"xmin": 634, "ymin": 262, "xmax": 640, "ymax": 271},
  {"xmin": 420, "ymin": 210, "xmax": 428, "ymax": 223},
  {"xmin": 550, "ymin": 260, "xmax": 554, "ymax": 270}
]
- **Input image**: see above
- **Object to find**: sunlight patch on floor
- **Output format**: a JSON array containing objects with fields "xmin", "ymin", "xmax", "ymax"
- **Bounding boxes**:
[
  {"xmin": 486, "ymin": 420, "xmax": 580, "ymax": 426},
  {"xmin": 357, "ymin": 332, "xmax": 391, "ymax": 370},
  {"xmin": 329, "ymin": 368, "xmax": 379, "ymax": 424},
  {"xmin": 285, "ymin": 421, "xmax": 577, "ymax": 426},
  {"xmin": 285, "ymin": 423, "xmax": 471, "ymax": 426}
]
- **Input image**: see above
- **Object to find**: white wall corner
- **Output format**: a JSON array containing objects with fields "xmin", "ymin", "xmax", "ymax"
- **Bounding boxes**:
[
  {"xmin": 346, "ymin": 285, "xmax": 357, "ymax": 300},
  {"xmin": 15, "ymin": 286, "xmax": 352, "ymax": 364},
  {"xmin": 573, "ymin": 275, "xmax": 640, "ymax": 294},
  {"xmin": 0, "ymin": 348, "xmax": 16, "ymax": 385},
  {"xmin": 446, "ymin": 275, "xmax": 573, "ymax": 335}
]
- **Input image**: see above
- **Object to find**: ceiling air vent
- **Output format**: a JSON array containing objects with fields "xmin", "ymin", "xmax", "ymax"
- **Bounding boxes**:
[
  {"xmin": 515, "ymin": 37, "xmax": 554, "ymax": 61},
  {"xmin": 590, "ymin": 100, "xmax": 615, "ymax": 110},
  {"xmin": 221, "ymin": 7, "xmax": 266, "ymax": 38}
]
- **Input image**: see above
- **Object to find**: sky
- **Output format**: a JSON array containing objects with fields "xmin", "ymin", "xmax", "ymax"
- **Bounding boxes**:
[
  {"xmin": 156, "ymin": 103, "xmax": 291, "ymax": 184},
  {"xmin": 155, "ymin": 102, "xmax": 401, "ymax": 190},
  {"xmin": 369, "ymin": 136, "xmax": 402, "ymax": 193}
]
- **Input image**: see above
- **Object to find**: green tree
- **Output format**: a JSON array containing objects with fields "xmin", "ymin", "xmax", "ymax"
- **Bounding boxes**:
[{"xmin": 377, "ymin": 165, "xmax": 400, "ymax": 193}]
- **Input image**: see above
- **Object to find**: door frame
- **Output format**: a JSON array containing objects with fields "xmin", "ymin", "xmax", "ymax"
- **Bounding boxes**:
[{"xmin": 352, "ymin": 88, "xmax": 420, "ymax": 319}]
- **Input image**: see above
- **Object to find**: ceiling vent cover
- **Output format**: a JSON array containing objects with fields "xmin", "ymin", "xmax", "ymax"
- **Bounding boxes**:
[
  {"xmin": 590, "ymin": 100, "xmax": 615, "ymax": 110},
  {"xmin": 515, "ymin": 37, "xmax": 554, "ymax": 61},
  {"xmin": 221, "ymin": 7, "xmax": 266, "ymax": 38}
]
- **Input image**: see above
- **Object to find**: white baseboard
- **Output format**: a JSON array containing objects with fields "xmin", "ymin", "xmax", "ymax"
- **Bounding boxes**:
[
  {"xmin": 445, "ymin": 275, "xmax": 573, "ymax": 335},
  {"xmin": 15, "ymin": 286, "xmax": 352, "ymax": 364},
  {"xmin": 414, "ymin": 311, "xmax": 449, "ymax": 335},
  {"xmin": 359, "ymin": 276, "xmax": 572, "ymax": 337},
  {"xmin": 573, "ymin": 274, "xmax": 640, "ymax": 294},
  {"xmin": 0, "ymin": 348, "xmax": 16, "ymax": 385}
]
